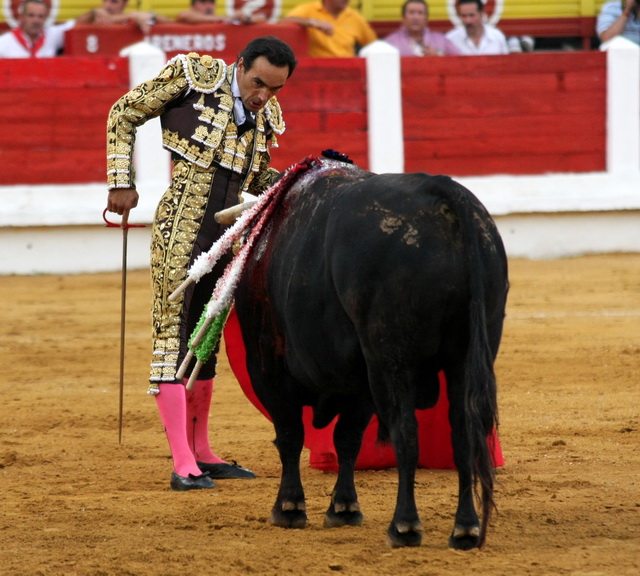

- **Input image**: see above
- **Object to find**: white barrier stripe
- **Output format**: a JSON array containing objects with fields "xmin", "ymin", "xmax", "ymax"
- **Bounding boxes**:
[{"xmin": 509, "ymin": 311, "xmax": 640, "ymax": 319}]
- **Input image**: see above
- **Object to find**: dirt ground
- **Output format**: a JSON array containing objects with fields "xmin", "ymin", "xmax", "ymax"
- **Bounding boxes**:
[{"xmin": 1, "ymin": 254, "xmax": 639, "ymax": 576}]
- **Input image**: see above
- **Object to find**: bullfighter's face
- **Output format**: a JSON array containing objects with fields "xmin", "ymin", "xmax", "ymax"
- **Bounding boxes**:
[{"xmin": 236, "ymin": 56, "xmax": 290, "ymax": 113}]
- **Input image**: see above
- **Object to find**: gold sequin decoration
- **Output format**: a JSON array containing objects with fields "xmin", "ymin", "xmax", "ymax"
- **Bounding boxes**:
[{"xmin": 150, "ymin": 160, "xmax": 215, "ymax": 382}]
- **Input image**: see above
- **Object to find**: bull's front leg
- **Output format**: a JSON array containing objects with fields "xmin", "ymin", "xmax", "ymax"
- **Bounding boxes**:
[{"xmin": 269, "ymin": 420, "xmax": 307, "ymax": 529}]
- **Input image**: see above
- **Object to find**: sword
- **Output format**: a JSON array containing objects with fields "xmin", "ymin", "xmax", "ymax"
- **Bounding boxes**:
[{"xmin": 103, "ymin": 208, "xmax": 145, "ymax": 444}]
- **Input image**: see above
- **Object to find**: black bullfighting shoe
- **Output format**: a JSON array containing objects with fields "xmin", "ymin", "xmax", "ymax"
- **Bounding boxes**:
[
  {"xmin": 196, "ymin": 460, "xmax": 257, "ymax": 479},
  {"xmin": 170, "ymin": 471, "xmax": 215, "ymax": 491}
]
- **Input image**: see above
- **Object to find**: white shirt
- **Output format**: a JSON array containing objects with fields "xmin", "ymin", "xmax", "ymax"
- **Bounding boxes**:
[
  {"xmin": 0, "ymin": 20, "xmax": 75, "ymax": 58},
  {"xmin": 231, "ymin": 65, "xmax": 255, "ymax": 126},
  {"xmin": 445, "ymin": 25, "xmax": 509, "ymax": 55}
]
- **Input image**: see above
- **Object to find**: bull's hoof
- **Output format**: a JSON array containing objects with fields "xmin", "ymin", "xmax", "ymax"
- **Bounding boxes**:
[
  {"xmin": 324, "ymin": 502, "xmax": 363, "ymax": 528},
  {"xmin": 448, "ymin": 524, "xmax": 481, "ymax": 550},
  {"xmin": 268, "ymin": 501, "xmax": 307, "ymax": 529},
  {"xmin": 386, "ymin": 521, "xmax": 423, "ymax": 548}
]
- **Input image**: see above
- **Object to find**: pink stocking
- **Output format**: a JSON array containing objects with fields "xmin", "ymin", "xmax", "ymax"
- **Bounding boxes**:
[
  {"xmin": 186, "ymin": 378, "xmax": 225, "ymax": 464},
  {"xmin": 155, "ymin": 383, "xmax": 203, "ymax": 477}
]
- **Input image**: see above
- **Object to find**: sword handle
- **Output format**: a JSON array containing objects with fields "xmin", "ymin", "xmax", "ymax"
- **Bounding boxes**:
[{"xmin": 103, "ymin": 207, "xmax": 146, "ymax": 229}]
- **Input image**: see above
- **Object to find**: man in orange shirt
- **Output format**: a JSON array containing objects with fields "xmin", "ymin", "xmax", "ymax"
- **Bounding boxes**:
[{"xmin": 282, "ymin": 0, "xmax": 376, "ymax": 57}]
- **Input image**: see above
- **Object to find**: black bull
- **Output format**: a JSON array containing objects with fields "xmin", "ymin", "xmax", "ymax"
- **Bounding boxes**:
[{"xmin": 233, "ymin": 159, "xmax": 509, "ymax": 549}]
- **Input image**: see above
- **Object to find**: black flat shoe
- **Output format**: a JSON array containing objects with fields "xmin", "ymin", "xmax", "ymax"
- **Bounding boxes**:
[
  {"xmin": 170, "ymin": 471, "xmax": 215, "ymax": 491},
  {"xmin": 197, "ymin": 461, "xmax": 256, "ymax": 479}
]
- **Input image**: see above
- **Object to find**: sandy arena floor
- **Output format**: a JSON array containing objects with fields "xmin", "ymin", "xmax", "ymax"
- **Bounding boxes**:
[{"xmin": 1, "ymin": 254, "xmax": 639, "ymax": 575}]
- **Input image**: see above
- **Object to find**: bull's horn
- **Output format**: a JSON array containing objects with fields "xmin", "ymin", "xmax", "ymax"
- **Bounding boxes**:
[{"xmin": 214, "ymin": 200, "xmax": 257, "ymax": 225}]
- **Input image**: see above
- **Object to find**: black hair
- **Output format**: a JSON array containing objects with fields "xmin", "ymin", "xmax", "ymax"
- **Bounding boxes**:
[
  {"xmin": 457, "ymin": 0, "xmax": 484, "ymax": 11},
  {"xmin": 238, "ymin": 36, "xmax": 298, "ymax": 78}
]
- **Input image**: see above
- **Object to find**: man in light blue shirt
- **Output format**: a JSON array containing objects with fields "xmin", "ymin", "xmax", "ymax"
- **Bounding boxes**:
[{"xmin": 597, "ymin": 0, "xmax": 640, "ymax": 45}]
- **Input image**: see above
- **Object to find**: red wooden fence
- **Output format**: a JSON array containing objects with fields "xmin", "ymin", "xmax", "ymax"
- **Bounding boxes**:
[
  {"xmin": 1, "ymin": 57, "xmax": 128, "ymax": 185},
  {"xmin": 401, "ymin": 51, "xmax": 607, "ymax": 175},
  {"xmin": 0, "ymin": 51, "xmax": 606, "ymax": 186}
]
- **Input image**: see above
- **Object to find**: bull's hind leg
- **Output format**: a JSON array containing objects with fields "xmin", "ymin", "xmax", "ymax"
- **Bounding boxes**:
[
  {"xmin": 269, "ymin": 409, "xmax": 308, "ymax": 529},
  {"xmin": 447, "ymin": 369, "xmax": 481, "ymax": 550},
  {"xmin": 384, "ymin": 406, "xmax": 423, "ymax": 548},
  {"xmin": 324, "ymin": 404, "xmax": 371, "ymax": 528}
]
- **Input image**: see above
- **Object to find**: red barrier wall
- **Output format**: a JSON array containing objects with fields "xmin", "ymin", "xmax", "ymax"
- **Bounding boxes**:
[
  {"xmin": 1, "ymin": 57, "xmax": 129, "ymax": 185},
  {"xmin": 401, "ymin": 52, "xmax": 606, "ymax": 176},
  {"xmin": 0, "ymin": 51, "xmax": 606, "ymax": 186},
  {"xmin": 269, "ymin": 58, "xmax": 369, "ymax": 171},
  {"xmin": 65, "ymin": 23, "xmax": 309, "ymax": 60}
]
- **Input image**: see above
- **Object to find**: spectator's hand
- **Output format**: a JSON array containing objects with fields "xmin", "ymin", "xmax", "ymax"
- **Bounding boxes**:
[
  {"xmin": 423, "ymin": 45, "xmax": 442, "ymax": 56},
  {"xmin": 624, "ymin": 0, "xmax": 636, "ymax": 10},
  {"xmin": 129, "ymin": 11, "xmax": 157, "ymax": 34},
  {"xmin": 231, "ymin": 10, "xmax": 267, "ymax": 24}
]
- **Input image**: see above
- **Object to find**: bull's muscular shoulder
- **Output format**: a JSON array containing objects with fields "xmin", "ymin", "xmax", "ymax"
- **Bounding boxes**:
[{"xmin": 168, "ymin": 52, "xmax": 227, "ymax": 94}]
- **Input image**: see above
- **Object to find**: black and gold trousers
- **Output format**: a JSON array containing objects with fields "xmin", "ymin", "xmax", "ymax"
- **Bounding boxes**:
[{"xmin": 148, "ymin": 159, "xmax": 241, "ymax": 393}]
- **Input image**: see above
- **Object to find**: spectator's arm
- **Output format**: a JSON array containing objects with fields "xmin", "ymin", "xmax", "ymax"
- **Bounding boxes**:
[
  {"xmin": 282, "ymin": 16, "xmax": 333, "ymax": 35},
  {"xmin": 597, "ymin": 0, "xmax": 636, "ymax": 42},
  {"xmin": 176, "ymin": 10, "xmax": 229, "ymax": 24}
]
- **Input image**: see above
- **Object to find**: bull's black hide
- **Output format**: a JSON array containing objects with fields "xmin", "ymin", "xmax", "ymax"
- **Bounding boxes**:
[{"xmin": 234, "ymin": 158, "xmax": 509, "ymax": 549}]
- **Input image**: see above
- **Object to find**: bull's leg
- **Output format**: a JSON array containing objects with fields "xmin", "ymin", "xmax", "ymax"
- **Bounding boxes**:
[
  {"xmin": 269, "ymin": 407, "xmax": 307, "ymax": 529},
  {"xmin": 385, "ymin": 406, "xmax": 423, "ymax": 548},
  {"xmin": 324, "ymin": 404, "xmax": 371, "ymax": 528},
  {"xmin": 447, "ymin": 369, "xmax": 481, "ymax": 550}
]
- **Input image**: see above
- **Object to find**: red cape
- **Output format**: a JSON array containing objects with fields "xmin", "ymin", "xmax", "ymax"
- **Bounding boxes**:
[{"xmin": 224, "ymin": 307, "xmax": 503, "ymax": 471}]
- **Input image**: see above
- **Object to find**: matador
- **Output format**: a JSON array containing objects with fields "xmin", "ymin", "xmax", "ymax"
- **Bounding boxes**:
[{"xmin": 105, "ymin": 37, "xmax": 298, "ymax": 491}]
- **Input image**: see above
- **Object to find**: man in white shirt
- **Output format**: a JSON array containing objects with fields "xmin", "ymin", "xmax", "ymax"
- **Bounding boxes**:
[
  {"xmin": 445, "ymin": 0, "xmax": 508, "ymax": 56},
  {"xmin": 0, "ymin": 0, "xmax": 75, "ymax": 58}
]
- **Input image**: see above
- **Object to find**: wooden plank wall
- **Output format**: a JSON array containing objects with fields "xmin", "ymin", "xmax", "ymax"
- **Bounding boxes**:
[
  {"xmin": 0, "ymin": 58, "xmax": 129, "ymax": 185},
  {"xmin": 0, "ymin": 52, "xmax": 606, "ymax": 186},
  {"xmin": 269, "ymin": 58, "xmax": 369, "ymax": 171},
  {"xmin": 401, "ymin": 51, "xmax": 606, "ymax": 176}
]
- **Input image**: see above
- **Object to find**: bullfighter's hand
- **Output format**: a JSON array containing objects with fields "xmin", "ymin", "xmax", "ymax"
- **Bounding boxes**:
[{"xmin": 107, "ymin": 188, "xmax": 139, "ymax": 227}]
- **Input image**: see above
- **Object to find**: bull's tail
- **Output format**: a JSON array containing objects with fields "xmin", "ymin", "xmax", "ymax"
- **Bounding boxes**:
[{"xmin": 453, "ymin": 182, "xmax": 501, "ymax": 547}]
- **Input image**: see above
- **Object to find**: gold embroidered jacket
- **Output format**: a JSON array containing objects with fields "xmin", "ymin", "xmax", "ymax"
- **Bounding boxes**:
[{"xmin": 106, "ymin": 52, "xmax": 285, "ymax": 196}]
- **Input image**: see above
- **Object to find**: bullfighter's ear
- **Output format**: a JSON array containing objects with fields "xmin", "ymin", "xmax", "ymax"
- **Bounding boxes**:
[{"xmin": 321, "ymin": 149, "xmax": 354, "ymax": 164}]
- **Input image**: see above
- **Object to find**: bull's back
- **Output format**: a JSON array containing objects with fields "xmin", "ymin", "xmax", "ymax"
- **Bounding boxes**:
[{"xmin": 258, "ymin": 169, "xmax": 503, "ymax": 387}]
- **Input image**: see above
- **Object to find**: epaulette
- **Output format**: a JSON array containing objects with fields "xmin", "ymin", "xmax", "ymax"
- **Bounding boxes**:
[
  {"xmin": 264, "ymin": 97, "xmax": 285, "ymax": 135},
  {"xmin": 169, "ymin": 52, "xmax": 226, "ymax": 94}
]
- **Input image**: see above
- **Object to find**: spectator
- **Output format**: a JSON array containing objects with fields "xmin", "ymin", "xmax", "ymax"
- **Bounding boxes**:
[
  {"xmin": 78, "ymin": 0, "xmax": 170, "ymax": 35},
  {"xmin": 176, "ymin": 0, "xmax": 229, "ymax": 24},
  {"xmin": 282, "ymin": 0, "xmax": 376, "ymax": 58},
  {"xmin": 0, "ymin": 0, "xmax": 75, "ymax": 58},
  {"xmin": 176, "ymin": 0, "xmax": 265, "ymax": 25},
  {"xmin": 445, "ymin": 0, "xmax": 508, "ymax": 55},
  {"xmin": 596, "ymin": 0, "xmax": 640, "ymax": 45},
  {"xmin": 384, "ymin": 0, "xmax": 459, "ymax": 56}
]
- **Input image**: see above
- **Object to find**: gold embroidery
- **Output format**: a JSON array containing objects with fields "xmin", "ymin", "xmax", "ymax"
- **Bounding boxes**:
[
  {"xmin": 107, "ymin": 56, "xmax": 286, "ymax": 381},
  {"xmin": 150, "ymin": 161, "xmax": 216, "ymax": 382}
]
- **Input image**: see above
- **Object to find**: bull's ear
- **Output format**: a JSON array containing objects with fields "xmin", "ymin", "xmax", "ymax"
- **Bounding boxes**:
[{"xmin": 321, "ymin": 149, "xmax": 354, "ymax": 164}]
